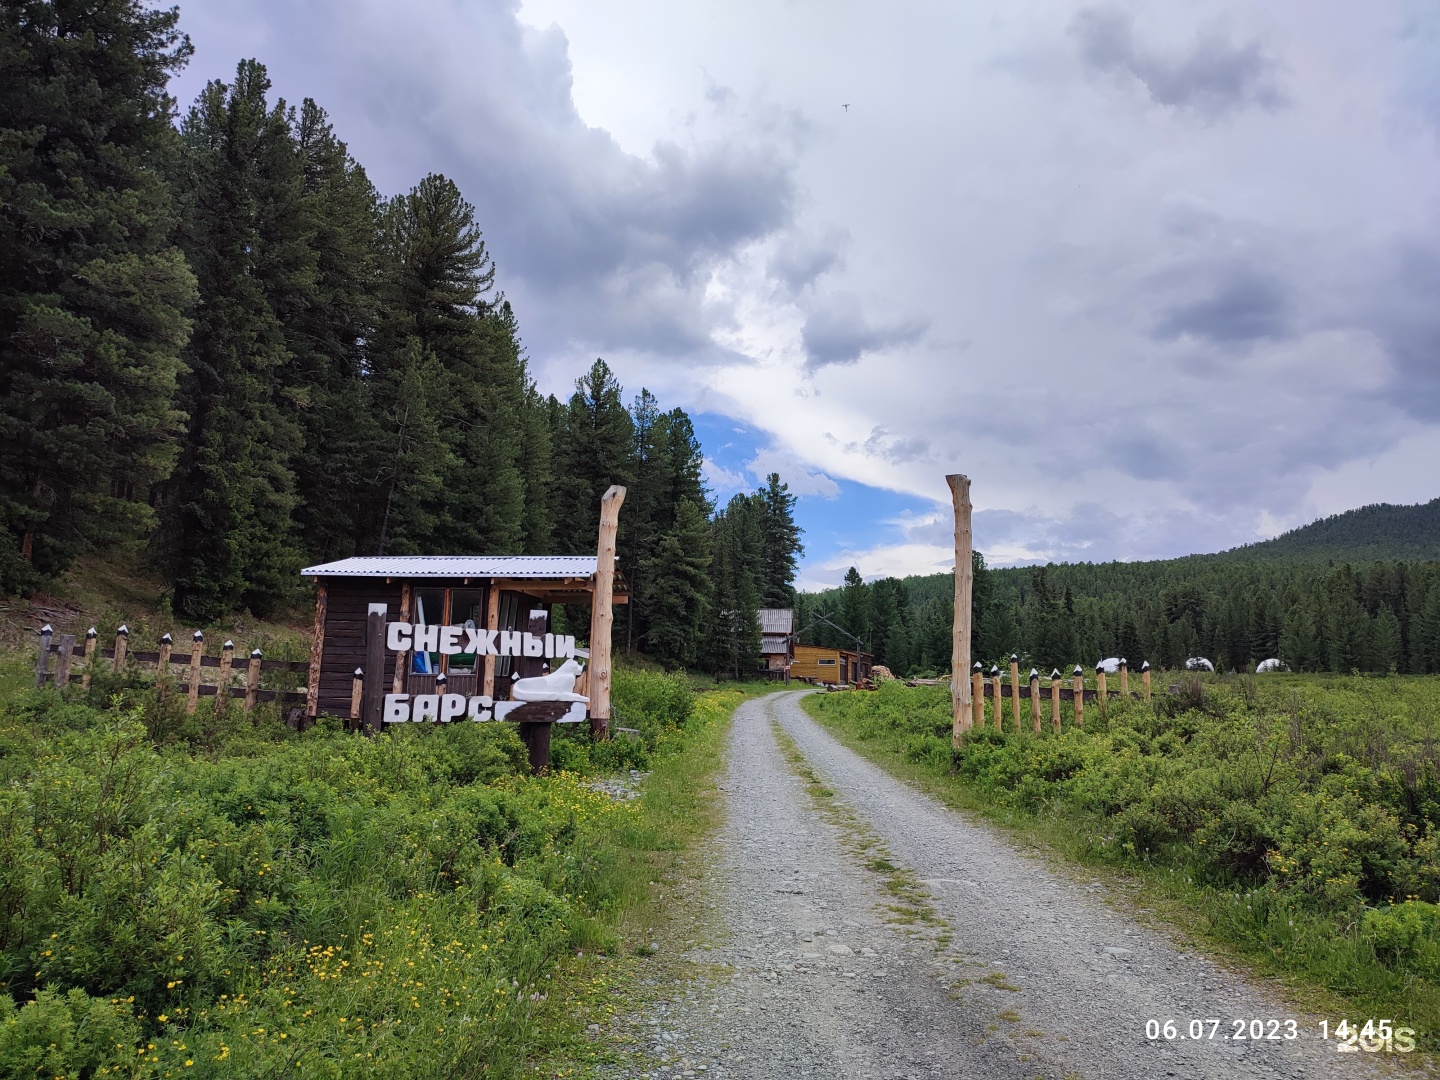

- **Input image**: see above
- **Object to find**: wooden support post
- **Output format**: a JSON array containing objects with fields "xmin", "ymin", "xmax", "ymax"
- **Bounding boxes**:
[
  {"xmin": 186, "ymin": 631, "xmax": 204, "ymax": 714},
  {"xmin": 1029, "ymin": 668, "xmax": 1041, "ymax": 734},
  {"xmin": 1141, "ymin": 661, "xmax": 1152, "ymax": 702},
  {"xmin": 1050, "ymin": 669, "xmax": 1062, "ymax": 733},
  {"xmin": 156, "ymin": 631, "xmax": 172, "ymax": 676},
  {"xmin": 1072, "ymin": 665, "xmax": 1085, "ymax": 728},
  {"xmin": 34, "ymin": 624, "xmax": 52, "ymax": 688},
  {"xmin": 245, "ymin": 649, "xmax": 262, "ymax": 712},
  {"xmin": 350, "ymin": 668, "xmax": 364, "ymax": 726},
  {"xmin": 588, "ymin": 485, "xmax": 626, "ymax": 741},
  {"xmin": 55, "ymin": 634, "xmax": 75, "ymax": 688},
  {"xmin": 364, "ymin": 607, "xmax": 386, "ymax": 732},
  {"xmin": 1096, "ymin": 664, "xmax": 1107, "ymax": 715},
  {"xmin": 1119, "ymin": 658, "xmax": 1129, "ymax": 698},
  {"xmin": 113, "ymin": 625, "xmax": 129, "ymax": 672},
  {"xmin": 392, "ymin": 584, "xmax": 412, "ymax": 695},
  {"xmin": 217, "ymin": 641, "xmax": 234, "ymax": 713},
  {"xmin": 970, "ymin": 662, "xmax": 983, "ymax": 731},
  {"xmin": 947, "ymin": 474, "xmax": 973, "ymax": 744},
  {"xmin": 1008, "ymin": 654, "xmax": 1021, "ymax": 730},
  {"xmin": 482, "ymin": 583, "xmax": 500, "ymax": 702},
  {"xmin": 81, "ymin": 628, "xmax": 97, "ymax": 691},
  {"xmin": 307, "ymin": 582, "xmax": 327, "ymax": 718},
  {"xmin": 990, "ymin": 666, "xmax": 1003, "ymax": 730}
]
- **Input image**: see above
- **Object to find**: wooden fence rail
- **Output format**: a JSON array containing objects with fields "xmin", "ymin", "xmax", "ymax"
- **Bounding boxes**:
[{"xmin": 33, "ymin": 624, "xmax": 308, "ymax": 717}]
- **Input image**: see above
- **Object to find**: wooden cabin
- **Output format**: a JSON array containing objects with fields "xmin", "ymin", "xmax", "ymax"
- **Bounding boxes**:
[
  {"xmin": 301, "ymin": 555, "xmax": 628, "ymax": 724},
  {"xmin": 757, "ymin": 608, "xmax": 794, "ymax": 679},
  {"xmin": 791, "ymin": 643, "xmax": 873, "ymax": 685}
]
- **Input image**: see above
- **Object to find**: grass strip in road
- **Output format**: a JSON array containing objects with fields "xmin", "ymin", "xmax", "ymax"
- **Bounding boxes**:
[{"xmin": 803, "ymin": 679, "xmax": 1440, "ymax": 1059}]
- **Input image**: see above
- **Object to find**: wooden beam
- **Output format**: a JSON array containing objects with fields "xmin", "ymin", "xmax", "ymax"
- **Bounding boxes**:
[
  {"xmin": 1029, "ymin": 668, "xmax": 1041, "ymax": 734},
  {"xmin": 991, "ymin": 667, "xmax": 1003, "ymax": 730},
  {"xmin": 1072, "ymin": 665, "xmax": 1084, "ymax": 728},
  {"xmin": 1050, "ymin": 669, "xmax": 1062, "ymax": 733},
  {"xmin": 970, "ymin": 662, "xmax": 983, "ymax": 730},
  {"xmin": 307, "ymin": 582, "xmax": 327, "ymax": 717},
  {"xmin": 81, "ymin": 628, "xmax": 96, "ymax": 691},
  {"xmin": 947, "ymin": 474, "xmax": 972, "ymax": 744},
  {"xmin": 55, "ymin": 634, "xmax": 75, "ymax": 689},
  {"xmin": 186, "ymin": 631, "xmax": 204, "ymax": 714},
  {"xmin": 589, "ymin": 485, "xmax": 626, "ymax": 741},
  {"xmin": 392, "ymin": 584, "xmax": 411, "ymax": 695},
  {"xmin": 34, "ymin": 625, "xmax": 52, "ymax": 688},
  {"xmin": 245, "ymin": 649, "xmax": 262, "ymax": 712},
  {"xmin": 217, "ymin": 641, "xmax": 234, "ymax": 714},
  {"xmin": 483, "ymin": 582, "xmax": 500, "ymax": 701},
  {"xmin": 1119, "ymin": 657, "xmax": 1129, "ymax": 699},
  {"xmin": 113, "ymin": 625, "xmax": 128, "ymax": 672},
  {"xmin": 364, "ymin": 608, "xmax": 386, "ymax": 732},
  {"xmin": 1141, "ymin": 661, "xmax": 1152, "ymax": 702}
]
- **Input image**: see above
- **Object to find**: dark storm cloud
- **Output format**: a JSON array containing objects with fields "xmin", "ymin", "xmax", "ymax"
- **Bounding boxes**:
[
  {"xmin": 173, "ymin": 0, "xmax": 803, "ymax": 362},
  {"xmin": 1072, "ymin": 7, "xmax": 1285, "ymax": 117},
  {"xmin": 1369, "ymin": 243, "xmax": 1440, "ymax": 421},
  {"xmin": 768, "ymin": 228, "xmax": 848, "ymax": 296},
  {"xmin": 1153, "ymin": 270, "xmax": 1289, "ymax": 343},
  {"xmin": 801, "ymin": 298, "xmax": 929, "ymax": 369}
]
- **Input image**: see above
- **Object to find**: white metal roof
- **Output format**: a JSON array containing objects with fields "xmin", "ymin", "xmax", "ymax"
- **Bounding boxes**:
[
  {"xmin": 301, "ymin": 555, "xmax": 601, "ymax": 579},
  {"xmin": 757, "ymin": 608, "xmax": 794, "ymax": 634}
]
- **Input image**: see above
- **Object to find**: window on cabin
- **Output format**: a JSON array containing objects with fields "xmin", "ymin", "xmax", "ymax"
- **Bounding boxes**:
[
  {"xmin": 412, "ymin": 588, "xmax": 446, "ymax": 674},
  {"xmin": 448, "ymin": 589, "xmax": 486, "ymax": 673},
  {"xmin": 816, "ymin": 658, "xmax": 836, "ymax": 666}
]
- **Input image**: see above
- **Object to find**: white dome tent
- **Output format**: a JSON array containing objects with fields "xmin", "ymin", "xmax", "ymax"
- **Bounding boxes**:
[
  {"xmin": 1255, "ymin": 658, "xmax": 1289, "ymax": 673},
  {"xmin": 1096, "ymin": 657, "xmax": 1122, "ymax": 674},
  {"xmin": 1184, "ymin": 657, "xmax": 1215, "ymax": 672}
]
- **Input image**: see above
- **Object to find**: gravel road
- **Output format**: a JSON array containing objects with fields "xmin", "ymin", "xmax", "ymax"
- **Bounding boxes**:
[{"xmin": 619, "ymin": 691, "xmax": 1390, "ymax": 1080}]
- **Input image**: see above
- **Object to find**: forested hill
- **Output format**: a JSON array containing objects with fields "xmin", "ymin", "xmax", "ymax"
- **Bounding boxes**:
[
  {"xmin": 796, "ymin": 497, "xmax": 1440, "ymax": 680},
  {"xmin": 1224, "ymin": 498, "xmax": 1440, "ymax": 562}
]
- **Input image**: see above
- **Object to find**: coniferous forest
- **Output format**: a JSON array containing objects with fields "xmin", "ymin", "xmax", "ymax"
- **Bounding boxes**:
[
  {"xmin": 0, "ymin": 1, "xmax": 803, "ymax": 673},
  {"xmin": 799, "ymin": 501, "xmax": 1440, "ymax": 678}
]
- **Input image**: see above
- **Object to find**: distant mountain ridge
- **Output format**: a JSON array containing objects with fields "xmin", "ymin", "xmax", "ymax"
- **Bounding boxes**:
[{"xmin": 1220, "ymin": 497, "xmax": 1440, "ymax": 563}]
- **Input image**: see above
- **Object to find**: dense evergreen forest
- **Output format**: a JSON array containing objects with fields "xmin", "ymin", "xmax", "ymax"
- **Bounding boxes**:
[
  {"xmin": 799, "ymin": 501, "xmax": 1440, "ymax": 677},
  {"xmin": 0, "ymin": 0, "xmax": 803, "ymax": 674}
]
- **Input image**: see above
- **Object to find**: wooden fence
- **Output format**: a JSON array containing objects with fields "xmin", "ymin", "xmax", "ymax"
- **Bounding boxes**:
[
  {"xmin": 962, "ymin": 657, "xmax": 1154, "ymax": 735},
  {"xmin": 33, "ymin": 624, "xmax": 309, "ymax": 717}
]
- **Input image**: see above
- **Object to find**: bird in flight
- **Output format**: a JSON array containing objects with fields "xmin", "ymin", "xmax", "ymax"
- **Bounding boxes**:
[{"xmin": 842, "ymin": 103, "xmax": 851, "ymax": 112}]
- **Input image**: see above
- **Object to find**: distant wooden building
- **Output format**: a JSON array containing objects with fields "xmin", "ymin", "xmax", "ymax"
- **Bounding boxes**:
[
  {"xmin": 757, "ymin": 608, "xmax": 794, "ymax": 678},
  {"xmin": 791, "ymin": 643, "xmax": 873, "ymax": 686}
]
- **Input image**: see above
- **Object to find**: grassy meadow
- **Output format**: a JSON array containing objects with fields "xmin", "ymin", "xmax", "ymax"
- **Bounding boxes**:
[
  {"xmin": 806, "ymin": 674, "xmax": 1440, "ymax": 1044},
  {"xmin": 0, "ymin": 656, "xmax": 744, "ymax": 1078}
]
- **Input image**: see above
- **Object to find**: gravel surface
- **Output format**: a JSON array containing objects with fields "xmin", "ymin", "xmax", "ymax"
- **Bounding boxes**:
[{"xmin": 617, "ymin": 691, "xmax": 1392, "ymax": 1080}]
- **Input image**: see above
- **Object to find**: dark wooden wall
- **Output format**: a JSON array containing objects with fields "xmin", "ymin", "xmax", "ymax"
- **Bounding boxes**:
[{"xmin": 317, "ymin": 579, "xmax": 404, "ymax": 716}]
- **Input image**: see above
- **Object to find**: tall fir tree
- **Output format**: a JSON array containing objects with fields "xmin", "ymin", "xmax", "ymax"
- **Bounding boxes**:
[
  {"xmin": 757, "ymin": 472, "xmax": 803, "ymax": 607},
  {"xmin": 640, "ymin": 497, "xmax": 712, "ymax": 667},
  {"xmin": 707, "ymin": 493, "xmax": 763, "ymax": 677},
  {"xmin": 0, "ymin": 0, "xmax": 195, "ymax": 588},
  {"xmin": 160, "ymin": 60, "xmax": 310, "ymax": 619},
  {"xmin": 552, "ymin": 359, "xmax": 635, "ymax": 555}
]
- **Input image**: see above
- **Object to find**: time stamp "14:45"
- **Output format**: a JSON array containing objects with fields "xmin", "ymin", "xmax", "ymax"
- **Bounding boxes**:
[{"xmin": 1145, "ymin": 1018, "xmax": 1417, "ymax": 1053}]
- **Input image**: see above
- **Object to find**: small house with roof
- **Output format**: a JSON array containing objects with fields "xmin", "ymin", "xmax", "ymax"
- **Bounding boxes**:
[{"xmin": 757, "ymin": 608, "xmax": 794, "ymax": 679}]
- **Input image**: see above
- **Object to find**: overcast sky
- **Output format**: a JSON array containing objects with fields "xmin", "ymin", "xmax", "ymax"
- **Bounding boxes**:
[{"xmin": 170, "ymin": 0, "xmax": 1440, "ymax": 587}]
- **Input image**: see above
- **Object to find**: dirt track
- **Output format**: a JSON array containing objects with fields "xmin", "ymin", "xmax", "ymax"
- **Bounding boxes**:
[{"xmin": 619, "ymin": 691, "xmax": 1390, "ymax": 1080}]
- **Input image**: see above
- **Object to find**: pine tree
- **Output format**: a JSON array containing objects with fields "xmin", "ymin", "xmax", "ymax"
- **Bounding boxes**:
[
  {"xmin": 757, "ymin": 473, "xmax": 803, "ymax": 607},
  {"xmin": 286, "ymin": 99, "xmax": 381, "ymax": 561},
  {"xmin": 640, "ymin": 498, "xmax": 712, "ymax": 668},
  {"xmin": 553, "ymin": 359, "xmax": 635, "ymax": 554},
  {"xmin": 1327, "ymin": 597, "xmax": 1369, "ymax": 673},
  {"xmin": 840, "ymin": 566, "xmax": 870, "ymax": 646},
  {"xmin": 1279, "ymin": 604, "xmax": 1319, "ymax": 672},
  {"xmin": 1370, "ymin": 605, "xmax": 1402, "ymax": 674},
  {"xmin": 160, "ymin": 60, "xmax": 310, "ymax": 619},
  {"xmin": 1412, "ymin": 586, "xmax": 1440, "ymax": 674},
  {"xmin": 0, "ymin": 0, "xmax": 195, "ymax": 587},
  {"xmin": 707, "ymin": 493, "xmax": 763, "ymax": 677}
]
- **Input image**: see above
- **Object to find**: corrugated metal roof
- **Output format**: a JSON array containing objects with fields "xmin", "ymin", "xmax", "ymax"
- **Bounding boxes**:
[
  {"xmin": 757, "ymin": 608, "xmax": 794, "ymax": 634},
  {"xmin": 761, "ymin": 638, "xmax": 791, "ymax": 654},
  {"xmin": 301, "ymin": 555, "xmax": 602, "ymax": 579}
]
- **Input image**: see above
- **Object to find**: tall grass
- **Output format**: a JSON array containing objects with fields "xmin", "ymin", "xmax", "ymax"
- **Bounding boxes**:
[
  {"xmin": 0, "ymin": 669, "xmax": 741, "ymax": 1078},
  {"xmin": 806, "ymin": 676, "xmax": 1440, "ymax": 1041}
]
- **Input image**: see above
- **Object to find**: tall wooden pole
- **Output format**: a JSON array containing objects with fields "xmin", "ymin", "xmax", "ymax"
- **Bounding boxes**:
[
  {"xmin": 589, "ymin": 485, "xmax": 626, "ymax": 741},
  {"xmin": 81, "ymin": 628, "xmax": 96, "ymax": 691},
  {"xmin": 1119, "ymin": 658, "xmax": 1129, "ymax": 699},
  {"xmin": 1141, "ymin": 660, "xmax": 1152, "ymax": 702},
  {"xmin": 991, "ymin": 666, "xmax": 1003, "ymax": 730},
  {"xmin": 482, "ymin": 583, "xmax": 500, "ymax": 701},
  {"xmin": 1072, "ymin": 664, "xmax": 1085, "ymax": 728},
  {"xmin": 307, "ymin": 582, "xmax": 327, "ymax": 719},
  {"xmin": 34, "ymin": 624, "xmax": 52, "ymax": 688},
  {"xmin": 947, "ymin": 475, "xmax": 972, "ymax": 743},
  {"xmin": 1095, "ymin": 664, "xmax": 1107, "ymax": 716}
]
